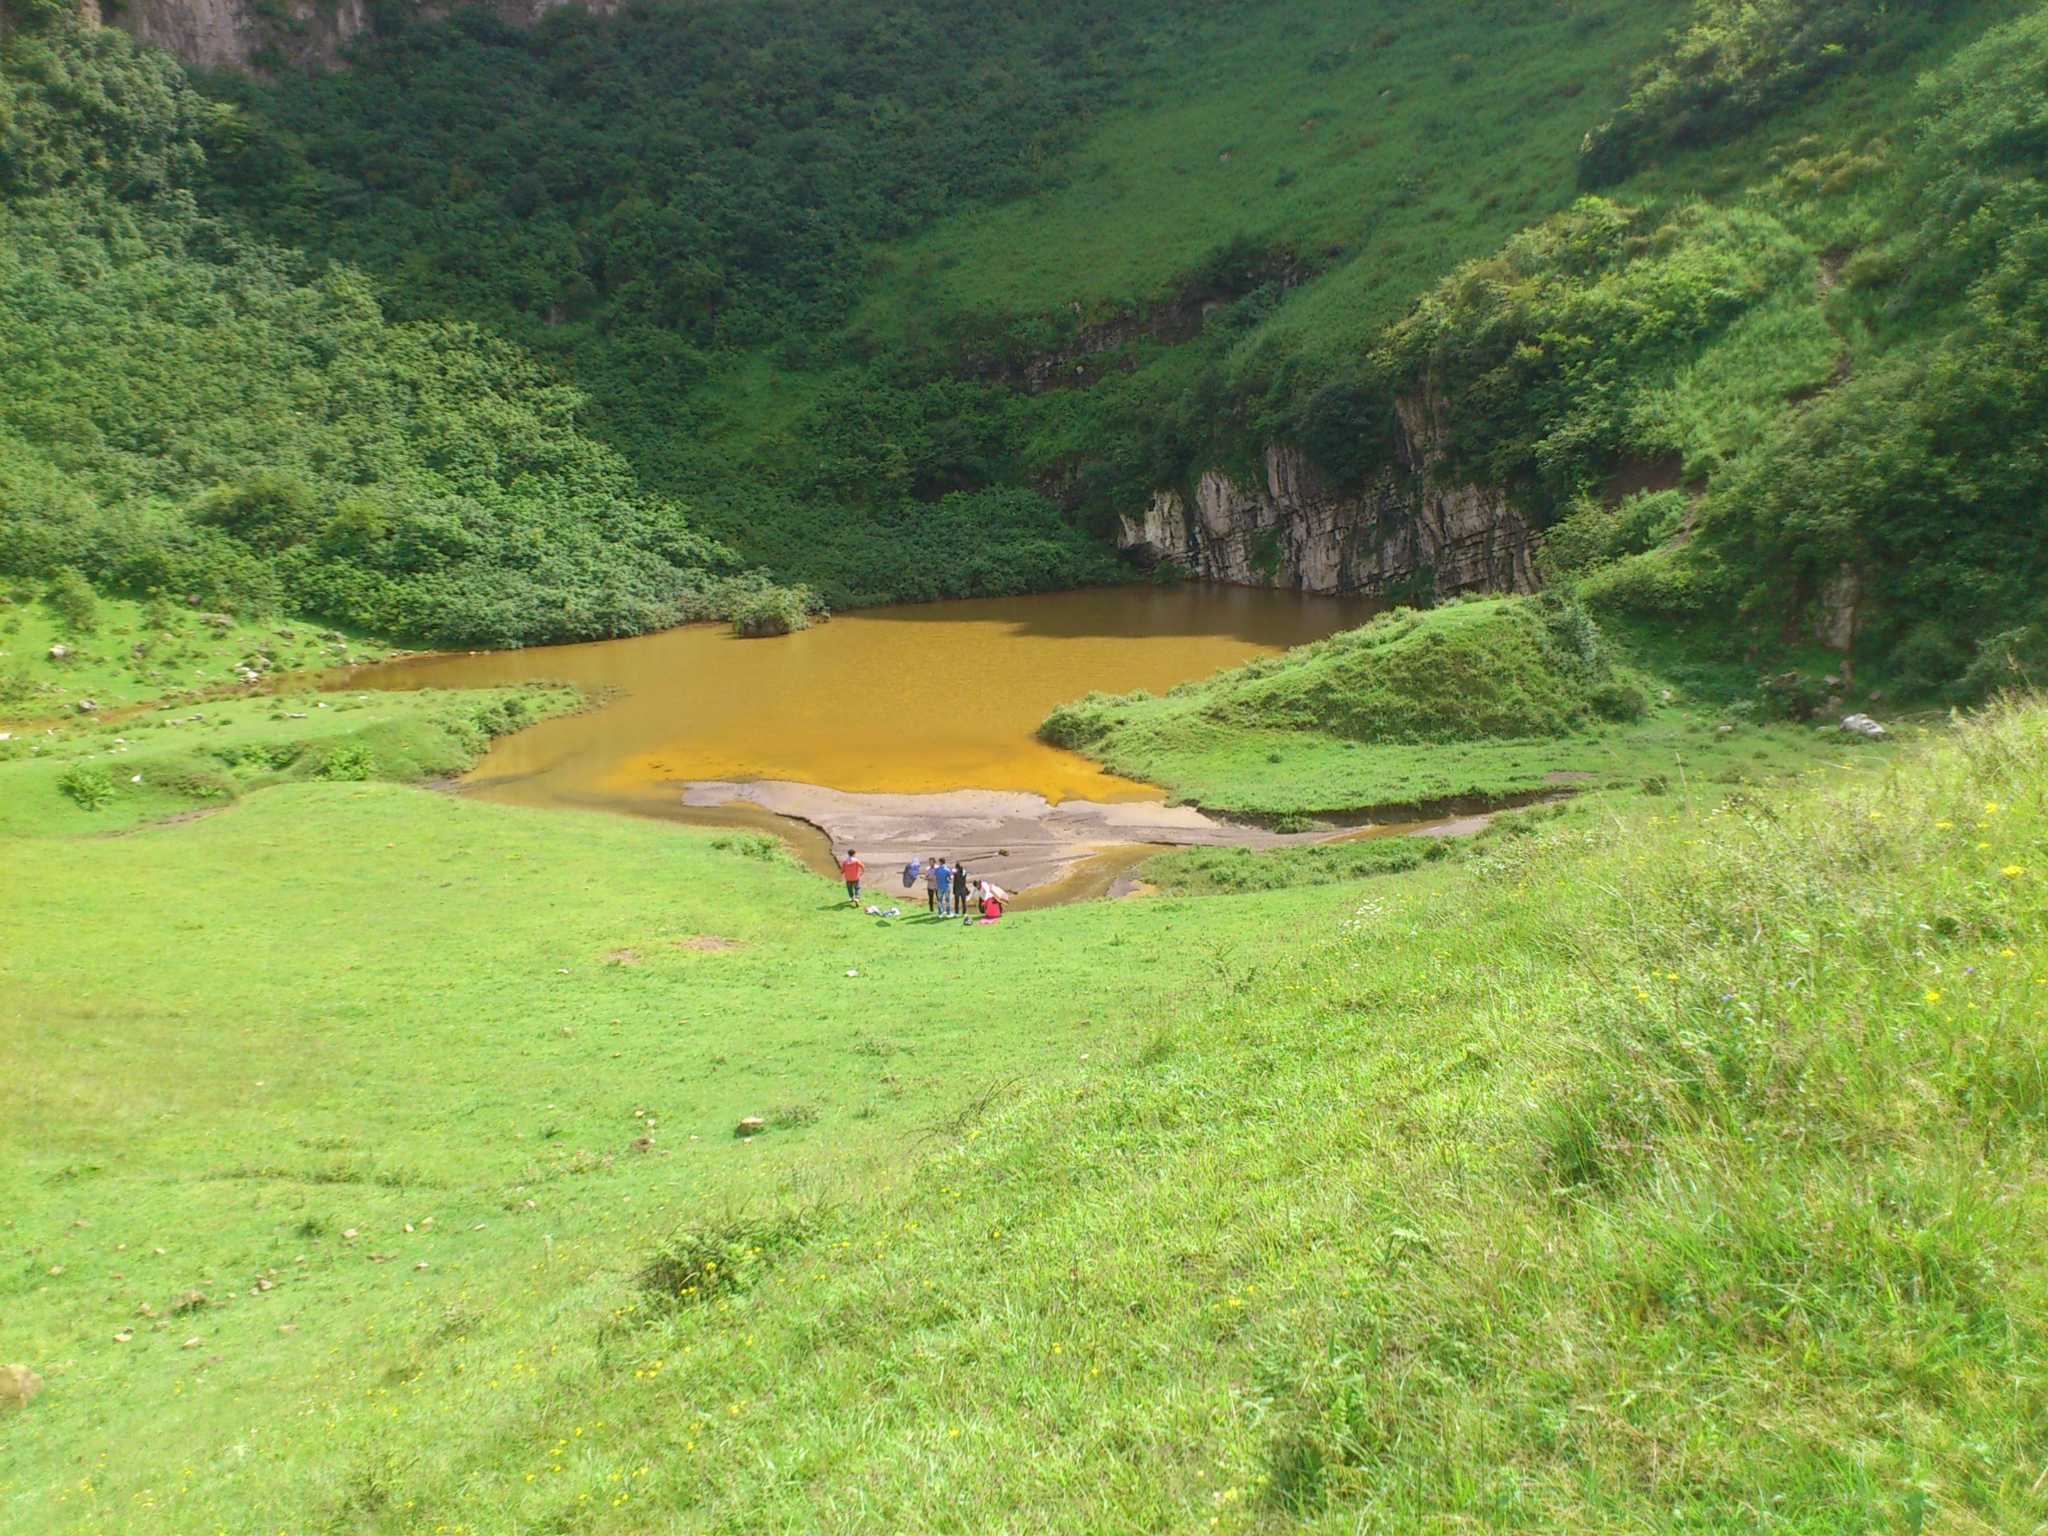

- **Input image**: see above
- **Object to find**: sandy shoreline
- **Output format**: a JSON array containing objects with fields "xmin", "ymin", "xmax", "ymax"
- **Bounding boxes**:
[{"xmin": 676, "ymin": 779, "xmax": 1479, "ymax": 901}]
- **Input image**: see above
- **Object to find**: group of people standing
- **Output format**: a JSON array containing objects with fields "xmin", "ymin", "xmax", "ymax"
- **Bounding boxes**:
[{"xmin": 836, "ymin": 850, "xmax": 1007, "ymax": 922}]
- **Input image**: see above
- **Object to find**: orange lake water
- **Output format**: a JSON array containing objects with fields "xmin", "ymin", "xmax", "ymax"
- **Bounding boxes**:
[{"xmin": 347, "ymin": 585, "xmax": 1382, "ymax": 814}]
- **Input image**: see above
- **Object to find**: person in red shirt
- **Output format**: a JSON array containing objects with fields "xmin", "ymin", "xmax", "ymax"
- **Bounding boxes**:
[{"xmin": 840, "ymin": 849, "xmax": 864, "ymax": 904}]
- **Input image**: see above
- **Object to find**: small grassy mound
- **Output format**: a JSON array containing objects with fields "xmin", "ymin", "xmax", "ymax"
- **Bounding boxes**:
[
  {"xmin": 1046, "ymin": 598, "xmax": 1629, "ymax": 752},
  {"xmin": 0, "ymin": 685, "xmax": 577, "ymax": 836},
  {"xmin": 1042, "ymin": 597, "xmax": 1665, "ymax": 812}
]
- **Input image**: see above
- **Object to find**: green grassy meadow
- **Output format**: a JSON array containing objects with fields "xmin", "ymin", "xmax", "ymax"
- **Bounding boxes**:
[
  {"xmin": 0, "ymin": 738, "xmax": 1322, "ymax": 1532},
  {"xmin": 6, "ymin": 645, "xmax": 2047, "ymax": 1528},
  {"xmin": 5, "ymin": 0, "xmax": 2048, "ymax": 1520},
  {"xmin": 1, "ymin": 590, "xmax": 402, "ymax": 723},
  {"xmin": 1042, "ymin": 597, "xmax": 1890, "ymax": 815},
  {"xmin": 1069, "ymin": 708, "xmax": 1884, "ymax": 817}
]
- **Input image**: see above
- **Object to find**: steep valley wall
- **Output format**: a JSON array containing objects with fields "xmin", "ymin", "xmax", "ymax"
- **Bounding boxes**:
[
  {"xmin": 1118, "ymin": 394, "xmax": 1542, "ymax": 601},
  {"xmin": 85, "ymin": 0, "xmax": 613, "ymax": 71},
  {"xmin": 79, "ymin": 0, "xmax": 1547, "ymax": 602}
]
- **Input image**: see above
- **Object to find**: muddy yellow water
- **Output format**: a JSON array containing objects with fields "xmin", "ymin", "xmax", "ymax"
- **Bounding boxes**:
[{"xmin": 352, "ymin": 586, "xmax": 1378, "ymax": 809}]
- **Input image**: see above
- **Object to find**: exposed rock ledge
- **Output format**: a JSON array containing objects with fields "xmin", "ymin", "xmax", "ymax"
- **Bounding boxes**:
[
  {"xmin": 84, "ymin": 0, "xmax": 615, "ymax": 73},
  {"xmin": 1120, "ymin": 395, "xmax": 1541, "ymax": 600}
]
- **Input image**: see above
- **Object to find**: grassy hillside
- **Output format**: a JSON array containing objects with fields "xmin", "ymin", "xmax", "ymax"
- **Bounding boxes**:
[
  {"xmin": 1047, "ymin": 598, "xmax": 1637, "ymax": 746},
  {"xmin": 197, "ymin": 0, "xmax": 1201, "ymax": 606},
  {"xmin": 0, "ymin": 678, "xmax": 578, "ymax": 835},
  {"xmin": 0, "ymin": 11, "xmax": 805, "ymax": 646},
  {"xmin": 852, "ymin": 0, "xmax": 1686, "ymax": 358},
  {"xmin": 189, "ymin": 0, "xmax": 2048, "ymax": 682},
  {"xmin": 191, "ymin": 0, "xmax": 1696, "ymax": 604},
  {"xmin": 1030, "ymin": 596, "xmax": 1877, "ymax": 815},
  {"xmin": 0, "ymin": 705, "xmax": 1324, "ymax": 1532},
  {"xmin": 5, "ymin": 644, "xmax": 2042, "ymax": 1528}
]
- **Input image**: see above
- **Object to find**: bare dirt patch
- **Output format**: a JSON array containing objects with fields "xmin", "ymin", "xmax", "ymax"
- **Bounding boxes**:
[
  {"xmin": 600, "ymin": 948, "xmax": 643, "ymax": 965},
  {"xmin": 670, "ymin": 936, "xmax": 744, "ymax": 952}
]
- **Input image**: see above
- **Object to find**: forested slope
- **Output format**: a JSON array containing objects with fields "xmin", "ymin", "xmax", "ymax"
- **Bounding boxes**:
[
  {"xmin": 7, "ymin": 0, "xmax": 2047, "ymax": 684},
  {"xmin": 0, "ymin": 7, "xmax": 801, "ymax": 647},
  {"xmin": 183, "ymin": 0, "xmax": 2048, "ymax": 701}
]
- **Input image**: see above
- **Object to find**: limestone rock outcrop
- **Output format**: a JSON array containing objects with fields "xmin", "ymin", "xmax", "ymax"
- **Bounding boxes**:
[{"xmin": 1119, "ymin": 393, "xmax": 1541, "ymax": 601}]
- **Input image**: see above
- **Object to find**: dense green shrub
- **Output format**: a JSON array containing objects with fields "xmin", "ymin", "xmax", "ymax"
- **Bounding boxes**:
[
  {"xmin": 41, "ymin": 566, "xmax": 98, "ymax": 634},
  {"xmin": 1577, "ymin": 0, "xmax": 1948, "ymax": 186},
  {"xmin": 312, "ymin": 744, "xmax": 375, "ymax": 781},
  {"xmin": 1588, "ymin": 678, "xmax": 1650, "ymax": 722},
  {"xmin": 729, "ymin": 587, "xmax": 814, "ymax": 640},
  {"xmin": 0, "ymin": 16, "xmax": 803, "ymax": 645},
  {"xmin": 1544, "ymin": 491, "xmax": 1689, "ymax": 575},
  {"xmin": 1695, "ymin": 7, "xmax": 2048, "ymax": 675},
  {"xmin": 56, "ymin": 760, "xmax": 114, "ymax": 808},
  {"xmin": 1955, "ymin": 622, "xmax": 2048, "ymax": 701}
]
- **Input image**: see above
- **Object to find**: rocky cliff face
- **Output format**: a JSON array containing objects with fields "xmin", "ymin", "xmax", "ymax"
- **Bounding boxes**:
[
  {"xmin": 88, "ymin": 0, "xmax": 613, "ymax": 72},
  {"xmin": 1118, "ymin": 392, "xmax": 1542, "ymax": 601}
]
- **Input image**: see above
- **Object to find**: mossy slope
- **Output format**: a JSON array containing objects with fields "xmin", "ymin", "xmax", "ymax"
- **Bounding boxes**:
[{"xmin": 1041, "ymin": 596, "xmax": 1672, "ymax": 811}]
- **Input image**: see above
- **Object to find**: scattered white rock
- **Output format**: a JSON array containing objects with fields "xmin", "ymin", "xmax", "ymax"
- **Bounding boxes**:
[
  {"xmin": 46, "ymin": 645, "xmax": 67, "ymax": 660},
  {"xmin": 736, "ymin": 1116, "xmax": 766, "ymax": 1138},
  {"xmin": 74, "ymin": 699, "xmax": 98, "ymax": 713},
  {"xmin": 1840, "ymin": 714, "xmax": 1887, "ymax": 739}
]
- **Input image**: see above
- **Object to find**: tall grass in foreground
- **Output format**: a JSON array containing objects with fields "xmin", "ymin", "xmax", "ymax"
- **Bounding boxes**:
[{"xmin": 246, "ymin": 702, "xmax": 2048, "ymax": 1532}]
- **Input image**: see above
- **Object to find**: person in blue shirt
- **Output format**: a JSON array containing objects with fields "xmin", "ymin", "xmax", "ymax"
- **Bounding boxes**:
[{"xmin": 932, "ymin": 857, "xmax": 953, "ymax": 916}]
